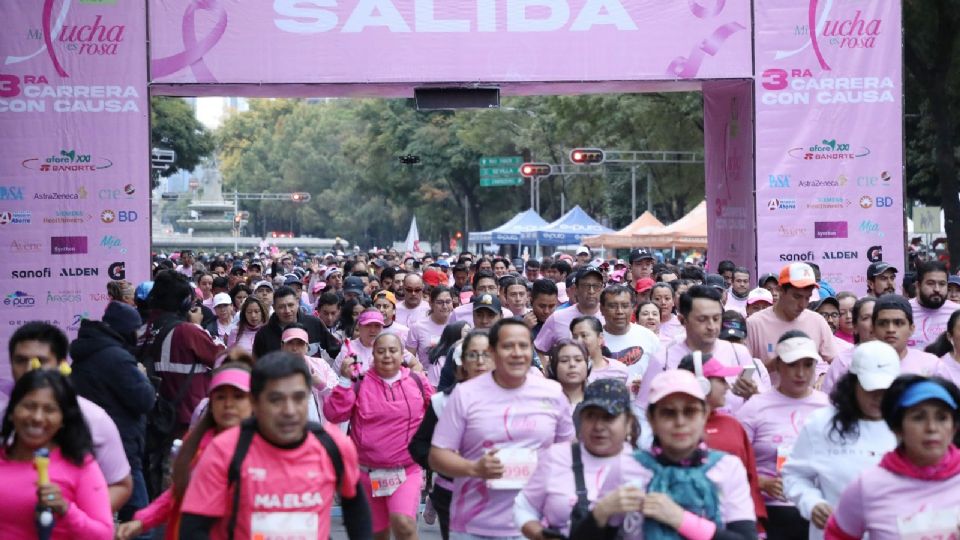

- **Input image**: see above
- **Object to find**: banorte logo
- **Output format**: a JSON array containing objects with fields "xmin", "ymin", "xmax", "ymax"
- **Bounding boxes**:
[
  {"xmin": 22, "ymin": 149, "xmax": 112, "ymax": 172},
  {"xmin": 788, "ymin": 139, "xmax": 870, "ymax": 161}
]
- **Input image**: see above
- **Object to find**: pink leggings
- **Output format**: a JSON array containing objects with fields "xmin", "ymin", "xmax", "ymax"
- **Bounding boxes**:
[{"xmin": 359, "ymin": 463, "xmax": 423, "ymax": 532}]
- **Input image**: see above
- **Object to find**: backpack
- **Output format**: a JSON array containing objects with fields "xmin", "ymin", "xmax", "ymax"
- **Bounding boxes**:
[
  {"xmin": 226, "ymin": 417, "xmax": 344, "ymax": 540},
  {"xmin": 626, "ymin": 449, "xmax": 725, "ymax": 540}
]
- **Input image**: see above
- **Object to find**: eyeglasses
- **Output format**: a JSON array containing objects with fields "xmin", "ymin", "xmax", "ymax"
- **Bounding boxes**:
[
  {"xmin": 433, "ymin": 299, "xmax": 453, "ymax": 306},
  {"xmin": 820, "ymin": 312, "xmax": 841, "ymax": 320},
  {"xmin": 579, "ymin": 283, "xmax": 603, "ymax": 292},
  {"xmin": 463, "ymin": 352, "xmax": 491, "ymax": 362},
  {"xmin": 405, "ymin": 287, "xmax": 423, "ymax": 294}
]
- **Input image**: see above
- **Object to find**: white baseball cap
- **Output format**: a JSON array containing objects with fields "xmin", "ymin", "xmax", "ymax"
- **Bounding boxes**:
[
  {"xmin": 850, "ymin": 341, "xmax": 901, "ymax": 391},
  {"xmin": 576, "ymin": 246, "xmax": 590, "ymax": 256},
  {"xmin": 775, "ymin": 335, "xmax": 822, "ymax": 364},
  {"xmin": 213, "ymin": 293, "xmax": 232, "ymax": 307}
]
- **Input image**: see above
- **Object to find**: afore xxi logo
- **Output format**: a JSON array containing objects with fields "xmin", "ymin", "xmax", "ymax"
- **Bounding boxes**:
[{"xmin": 22, "ymin": 149, "xmax": 112, "ymax": 172}]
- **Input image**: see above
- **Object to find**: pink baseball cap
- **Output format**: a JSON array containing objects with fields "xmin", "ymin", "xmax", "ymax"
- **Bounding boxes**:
[
  {"xmin": 746, "ymin": 288, "xmax": 773, "ymax": 306},
  {"xmin": 357, "ymin": 310, "xmax": 385, "ymax": 327},
  {"xmin": 648, "ymin": 370, "xmax": 707, "ymax": 404},
  {"xmin": 209, "ymin": 367, "xmax": 250, "ymax": 393},
  {"xmin": 281, "ymin": 328, "xmax": 309, "ymax": 344},
  {"xmin": 635, "ymin": 277, "xmax": 656, "ymax": 293},
  {"xmin": 701, "ymin": 359, "xmax": 743, "ymax": 378}
]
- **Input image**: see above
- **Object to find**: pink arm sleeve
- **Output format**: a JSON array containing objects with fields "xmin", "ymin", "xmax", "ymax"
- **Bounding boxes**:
[
  {"xmin": 133, "ymin": 487, "xmax": 175, "ymax": 530},
  {"xmin": 322, "ymin": 381, "xmax": 357, "ymax": 423},
  {"xmin": 59, "ymin": 457, "xmax": 115, "ymax": 539}
]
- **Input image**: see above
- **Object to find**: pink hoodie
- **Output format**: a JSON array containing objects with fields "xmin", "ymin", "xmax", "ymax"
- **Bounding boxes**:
[{"xmin": 323, "ymin": 367, "xmax": 433, "ymax": 468}]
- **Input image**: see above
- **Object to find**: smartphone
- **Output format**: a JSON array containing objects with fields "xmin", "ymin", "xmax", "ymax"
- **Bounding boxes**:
[{"xmin": 739, "ymin": 365, "xmax": 757, "ymax": 379}]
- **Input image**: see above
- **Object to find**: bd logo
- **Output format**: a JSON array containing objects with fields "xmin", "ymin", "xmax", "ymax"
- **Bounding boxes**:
[
  {"xmin": 876, "ymin": 196, "xmax": 894, "ymax": 207},
  {"xmin": 108, "ymin": 261, "xmax": 125, "ymax": 280},
  {"xmin": 119, "ymin": 210, "xmax": 137, "ymax": 222}
]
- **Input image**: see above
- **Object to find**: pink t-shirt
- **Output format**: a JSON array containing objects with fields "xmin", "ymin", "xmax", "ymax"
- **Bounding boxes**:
[
  {"xmin": 908, "ymin": 298, "xmax": 959, "ymax": 350},
  {"xmin": 431, "ymin": 371, "xmax": 575, "ymax": 536},
  {"xmin": 746, "ymin": 308, "xmax": 838, "ymax": 366},
  {"xmin": 587, "ymin": 358, "xmax": 630, "ymax": 384},
  {"xmin": 180, "ymin": 424, "xmax": 361, "ymax": 540},
  {"xmin": 395, "ymin": 301, "xmax": 430, "ymax": 328},
  {"xmin": 725, "ymin": 291, "xmax": 748, "ymax": 316},
  {"xmin": 0, "ymin": 449, "xmax": 113, "ymax": 540},
  {"xmin": 659, "ymin": 315, "xmax": 685, "ymax": 344},
  {"xmin": 383, "ymin": 322, "xmax": 409, "ymax": 344},
  {"xmin": 831, "ymin": 463, "xmax": 960, "ymax": 540},
  {"xmin": 332, "ymin": 339, "xmax": 374, "ymax": 375},
  {"xmin": 406, "ymin": 317, "xmax": 448, "ymax": 386},
  {"xmin": 934, "ymin": 354, "xmax": 960, "ymax": 387},
  {"xmin": 820, "ymin": 346, "xmax": 855, "ymax": 396},
  {"xmin": 900, "ymin": 347, "xmax": 941, "ymax": 376},
  {"xmin": 534, "ymin": 305, "xmax": 605, "ymax": 353},
  {"xmin": 735, "ymin": 388, "xmax": 830, "ymax": 505}
]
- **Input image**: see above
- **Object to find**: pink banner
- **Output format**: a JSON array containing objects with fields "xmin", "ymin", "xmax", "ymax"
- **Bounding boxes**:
[
  {"xmin": 0, "ymin": 0, "xmax": 150, "ymax": 388},
  {"xmin": 149, "ymin": 0, "xmax": 753, "ymax": 85},
  {"xmin": 754, "ymin": 0, "xmax": 904, "ymax": 294},
  {"xmin": 704, "ymin": 80, "xmax": 756, "ymax": 277}
]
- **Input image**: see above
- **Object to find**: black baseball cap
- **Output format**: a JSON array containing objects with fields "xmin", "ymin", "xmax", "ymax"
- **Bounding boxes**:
[
  {"xmin": 575, "ymin": 266, "xmax": 604, "ymax": 284},
  {"xmin": 343, "ymin": 276, "xmax": 365, "ymax": 295},
  {"xmin": 577, "ymin": 379, "xmax": 632, "ymax": 417},
  {"xmin": 704, "ymin": 273, "xmax": 726, "ymax": 291},
  {"xmin": 629, "ymin": 249, "xmax": 655, "ymax": 264},
  {"xmin": 867, "ymin": 261, "xmax": 898, "ymax": 279},
  {"xmin": 758, "ymin": 272, "xmax": 779, "ymax": 287},
  {"xmin": 810, "ymin": 296, "xmax": 839, "ymax": 311},
  {"xmin": 472, "ymin": 293, "xmax": 502, "ymax": 314}
]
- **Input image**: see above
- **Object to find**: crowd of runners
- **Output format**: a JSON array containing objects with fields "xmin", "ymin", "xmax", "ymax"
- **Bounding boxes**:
[{"xmin": 1, "ymin": 245, "xmax": 959, "ymax": 540}]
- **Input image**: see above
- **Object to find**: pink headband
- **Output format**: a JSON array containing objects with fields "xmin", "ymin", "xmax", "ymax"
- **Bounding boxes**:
[{"xmin": 209, "ymin": 368, "xmax": 250, "ymax": 393}]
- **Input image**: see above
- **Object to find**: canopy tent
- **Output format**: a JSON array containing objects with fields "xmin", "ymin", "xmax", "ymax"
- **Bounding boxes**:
[
  {"xmin": 583, "ymin": 200, "xmax": 708, "ymax": 249},
  {"xmin": 521, "ymin": 205, "xmax": 613, "ymax": 246},
  {"xmin": 468, "ymin": 208, "xmax": 549, "ymax": 244},
  {"xmin": 581, "ymin": 211, "xmax": 665, "ymax": 248}
]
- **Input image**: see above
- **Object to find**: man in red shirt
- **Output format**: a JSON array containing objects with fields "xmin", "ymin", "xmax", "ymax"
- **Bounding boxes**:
[{"xmin": 179, "ymin": 352, "xmax": 371, "ymax": 540}]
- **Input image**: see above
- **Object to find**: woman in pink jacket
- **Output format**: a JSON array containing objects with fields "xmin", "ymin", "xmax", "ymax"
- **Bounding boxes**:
[
  {"xmin": 227, "ymin": 296, "xmax": 267, "ymax": 354},
  {"xmin": 325, "ymin": 331, "xmax": 434, "ymax": 540}
]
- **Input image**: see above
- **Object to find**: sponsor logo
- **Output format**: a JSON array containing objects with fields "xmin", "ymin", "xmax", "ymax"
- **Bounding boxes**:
[
  {"xmin": 50, "ymin": 236, "xmax": 88, "ymax": 255},
  {"xmin": 35, "ymin": 186, "xmax": 87, "ymax": 200},
  {"xmin": 768, "ymin": 174, "xmax": 790, "ymax": 188},
  {"xmin": 10, "ymin": 267, "xmax": 51, "ymax": 279},
  {"xmin": 0, "ymin": 211, "xmax": 32, "ymax": 225},
  {"xmin": 768, "ymin": 198, "xmax": 797, "ymax": 211},
  {"xmin": 101, "ymin": 209, "xmax": 137, "ymax": 223},
  {"xmin": 0, "ymin": 186, "xmax": 25, "ymax": 200},
  {"xmin": 788, "ymin": 139, "xmax": 870, "ymax": 161},
  {"xmin": 108, "ymin": 261, "xmax": 126, "ymax": 280},
  {"xmin": 22, "ymin": 149, "xmax": 112, "ymax": 172},
  {"xmin": 859, "ymin": 220, "xmax": 885, "ymax": 238},
  {"xmin": 100, "ymin": 235, "xmax": 127, "ymax": 254},
  {"xmin": 0, "ymin": 74, "xmax": 140, "ymax": 114},
  {"xmin": 860, "ymin": 195, "xmax": 873, "ymax": 209},
  {"xmin": 9, "ymin": 239, "xmax": 42, "ymax": 253},
  {"xmin": 98, "ymin": 184, "xmax": 135, "ymax": 199},
  {"xmin": 857, "ymin": 171, "xmax": 893, "ymax": 186},
  {"xmin": 101, "ymin": 209, "xmax": 115, "ymax": 223},
  {"xmin": 47, "ymin": 290, "xmax": 82, "ymax": 304},
  {"xmin": 805, "ymin": 197, "xmax": 850, "ymax": 210},
  {"xmin": 859, "ymin": 195, "xmax": 894, "ymax": 209},
  {"xmin": 779, "ymin": 251, "xmax": 815, "ymax": 262},
  {"xmin": 43, "ymin": 210, "xmax": 91, "ymax": 224},
  {"xmin": 822, "ymin": 250, "xmax": 858, "ymax": 260},
  {"xmin": 60, "ymin": 267, "xmax": 99, "ymax": 277},
  {"xmin": 814, "ymin": 221, "xmax": 848, "ymax": 239},
  {"xmin": 866, "ymin": 245, "xmax": 883, "ymax": 263},
  {"xmin": 4, "ymin": 291, "xmax": 36, "ymax": 308},
  {"xmin": 88, "ymin": 292, "xmax": 111, "ymax": 302},
  {"xmin": 797, "ymin": 176, "xmax": 845, "ymax": 188},
  {"xmin": 777, "ymin": 225, "xmax": 807, "ymax": 238}
]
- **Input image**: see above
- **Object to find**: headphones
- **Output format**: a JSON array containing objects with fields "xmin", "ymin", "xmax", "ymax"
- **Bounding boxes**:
[{"xmin": 693, "ymin": 351, "xmax": 711, "ymax": 395}]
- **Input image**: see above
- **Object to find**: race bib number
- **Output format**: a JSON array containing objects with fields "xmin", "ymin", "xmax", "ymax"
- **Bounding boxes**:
[
  {"xmin": 776, "ymin": 445, "xmax": 793, "ymax": 473},
  {"xmin": 251, "ymin": 511, "xmax": 319, "ymax": 540},
  {"xmin": 370, "ymin": 467, "xmax": 406, "ymax": 497},
  {"xmin": 897, "ymin": 507, "xmax": 960, "ymax": 540},
  {"xmin": 487, "ymin": 447, "xmax": 538, "ymax": 490}
]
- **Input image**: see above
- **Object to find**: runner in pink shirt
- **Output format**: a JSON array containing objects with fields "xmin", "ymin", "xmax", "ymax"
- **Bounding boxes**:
[
  {"xmin": 834, "ymin": 292, "xmax": 858, "ymax": 345},
  {"xmin": 548, "ymin": 339, "xmax": 590, "ymax": 406},
  {"xmin": 569, "ymin": 370, "xmax": 756, "ymax": 540},
  {"xmin": 570, "ymin": 316, "xmax": 629, "ymax": 384},
  {"xmin": 725, "ymin": 267, "xmax": 752, "ymax": 316},
  {"xmin": 746, "ymin": 263, "xmax": 838, "ymax": 370},
  {"xmin": 825, "ymin": 376, "xmax": 960, "ymax": 540},
  {"xmin": 822, "ymin": 297, "xmax": 877, "ymax": 395},
  {"xmin": 926, "ymin": 311, "xmax": 960, "ymax": 387},
  {"xmin": 872, "ymin": 296, "xmax": 941, "ymax": 376},
  {"xmin": 745, "ymin": 288, "xmax": 773, "ymax": 319},
  {"xmin": 407, "ymin": 287, "xmax": 455, "ymax": 386},
  {"xmin": 449, "ymin": 271, "xmax": 500, "ymax": 327},
  {"xmin": 373, "ymin": 290, "xmax": 409, "ymax": 344},
  {"xmin": 395, "ymin": 274, "xmax": 431, "ymax": 327},
  {"xmin": 535, "ymin": 267, "xmax": 606, "ymax": 356},
  {"xmin": 736, "ymin": 332, "xmax": 830, "ymax": 537},
  {"xmin": 651, "ymin": 283, "xmax": 685, "ymax": 345},
  {"xmin": 908, "ymin": 261, "xmax": 959, "ymax": 350},
  {"xmin": 430, "ymin": 319, "xmax": 575, "ymax": 539}
]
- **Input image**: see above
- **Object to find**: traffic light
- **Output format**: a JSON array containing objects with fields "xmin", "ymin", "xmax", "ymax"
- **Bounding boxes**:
[
  {"xmin": 519, "ymin": 163, "xmax": 552, "ymax": 178},
  {"xmin": 569, "ymin": 148, "xmax": 605, "ymax": 164},
  {"xmin": 290, "ymin": 192, "xmax": 311, "ymax": 202},
  {"xmin": 454, "ymin": 231, "xmax": 463, "ymax": 240}
]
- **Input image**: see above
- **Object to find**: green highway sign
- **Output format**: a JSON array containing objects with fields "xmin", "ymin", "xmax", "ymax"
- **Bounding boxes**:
[{"xmin": 479, "ymin": 155, "xmax": 523, "ymax": 187}]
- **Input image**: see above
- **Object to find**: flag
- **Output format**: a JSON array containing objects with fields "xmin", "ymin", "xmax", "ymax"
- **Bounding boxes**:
[{"xmin": 405, "ymin": 216, "xmax": 421, "ymax": 254}]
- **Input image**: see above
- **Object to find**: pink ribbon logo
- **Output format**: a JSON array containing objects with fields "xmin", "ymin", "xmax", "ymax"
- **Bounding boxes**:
[
  {"xmin": 808, "ymin": 0, "xmax": 832, "ymax": 71},
  {"xmin": 667, "ymin": 22, "xmax": 747, "ymax": 79},
  {"xmin": 151, "ymin": 0, "xmax": 228, "ymax": 82},
  {"xmin": 42, "ymin": 0, "xmax": 69, "ymax": 77}
]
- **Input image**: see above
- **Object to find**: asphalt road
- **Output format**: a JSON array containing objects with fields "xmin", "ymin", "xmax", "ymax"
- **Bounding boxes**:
[{"xmin": 330, "ymin": 514, "xmax": 444, "ymax": 539}]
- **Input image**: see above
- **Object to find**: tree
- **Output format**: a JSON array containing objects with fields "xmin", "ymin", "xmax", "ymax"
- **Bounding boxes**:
[{"xmin": 150, "ymin": 97, "xmax": 215, "ymax": 188}]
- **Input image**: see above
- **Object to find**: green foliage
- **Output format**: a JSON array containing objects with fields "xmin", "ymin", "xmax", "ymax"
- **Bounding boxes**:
[
  {"xmin": 215, "ymin": 94, "xmax": 705, "ymax": 248},
  {"xmin": 150, "ymin": 97, "xmax": 214, "ymax": 185}
]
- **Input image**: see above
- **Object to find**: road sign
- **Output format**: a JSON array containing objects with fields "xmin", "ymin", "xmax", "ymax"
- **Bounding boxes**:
[{"xmin": 479, "ymin": 155, "xmax": 523, "ymax": 187}]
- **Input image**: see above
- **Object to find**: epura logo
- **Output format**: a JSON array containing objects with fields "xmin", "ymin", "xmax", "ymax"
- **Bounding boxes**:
[
  {"xmin": 814, "ymin": 221, "xmax": 848, "ymax": 239},
  {"xmin": 789, "ymin": 139, "xmax": 870, "ymax": 161},
  {"xmin": 100, "ymin": 235, "xmax": 127, "ymax": 254},
  {"xmin": 777, "ymin": 225, "xmax": 807, "ymax": 238},
  {"xmin": 0, "ymin": 186, "xmax": 25, "ymax": 200},
  {"xmin": 47, "ymin": 290, "xmax": 82, "ymax": 304},
  {"xmin": 822, "ymin": 250, "xmax": 858, "ymax": 260},
  {"xmin": 866, "ymin": 245, "xmax": 883, "ymax": 263},
  {"xmin": 0, "ymin": 211, "xmax": 32, "ymax": 225},
  {"xmin": 10, "ymin": 267, "xmax": 51, "ymax": 279},
  {"xmin": 22, "ymin": 150, "xmax": 112, "ymax": 172},
  {"xmin": 3, "ymin": 291, "xmax": 36, "ymax": 308},
  {"xmin": 10, "ymin": 239, "xmax": 42, "ymax": 253},
  {"xmin": 50, "ymin": 236, "xmax": 88, "ymax": 255},
  {"xmin": 767, "ymin": 198, "xmax": 797, "ymax": 211},
  {"xmin": 108, "ymin": 261, "xmax": 126, "ymax": 280},
  {"xmin": 779, "ymin": 251, "xmax": 815, "ymax": 262},
  {"xmin": 860, "ymin": 220, "xmax": 885, "ymax": 238}
]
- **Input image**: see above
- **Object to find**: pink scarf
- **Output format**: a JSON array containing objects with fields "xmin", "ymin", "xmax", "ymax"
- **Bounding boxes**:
[{"xmin": 879, "ymin": 444, "xmax": 960, "ymax": 480}]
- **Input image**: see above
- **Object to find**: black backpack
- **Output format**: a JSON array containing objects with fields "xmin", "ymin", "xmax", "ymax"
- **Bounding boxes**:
[{"xmin": 226, "ymin": 418, "xmax": 344, "ymax": 540}]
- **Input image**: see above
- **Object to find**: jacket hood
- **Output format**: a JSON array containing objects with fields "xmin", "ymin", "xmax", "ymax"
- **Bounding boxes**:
[{"xmin": 69, "ymin": 319, "xmax": 127, "ymax": 362}]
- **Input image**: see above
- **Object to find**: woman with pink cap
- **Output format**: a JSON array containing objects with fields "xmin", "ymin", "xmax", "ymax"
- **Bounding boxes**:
[
  {"xmin": 735, "ymin": 331, "xmax": 830, "ymax": 539},
  {"xmin": 333, "ymin": 308, "xmax": 387, "ymax": 376},
  {"xmin": 324, "ymin": 332, "xmax": 434, "ymax": 540},
  {"xmin": 117, "ymin": 363, "xmax": 253, "ymax": 540},
  {"xmin": 570, "ymin": 369, "xmax": 756, "ymax": 540},
  {"xmin": 824, "ymin": 375, "xmax": 960, "ymax": 540},
  {"xmin": 407, "ymin": 286, "xmax": 455, "ymax": 386}
]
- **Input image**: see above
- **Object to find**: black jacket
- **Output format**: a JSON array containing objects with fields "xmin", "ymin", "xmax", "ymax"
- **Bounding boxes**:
[
  {"xmin": 70, "ymin": 319, "xmax": 157, "ymax": 470},
  {"xmin": 252, "ymin": 311, "xmax": 340, "ymax": 359}
]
